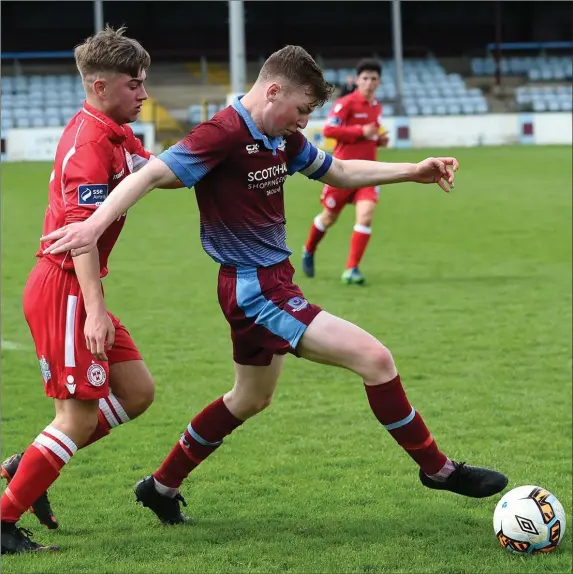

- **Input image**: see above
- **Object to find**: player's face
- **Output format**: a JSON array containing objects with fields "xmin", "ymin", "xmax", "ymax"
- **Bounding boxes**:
[
  {"xmin": 356, "ymin": 70, "xmax": 380, "ymax": 99},
  {"xmin": 101, "ymin": 70, "xmax": 148, "ymax": 124},
  {"xmin": 263, "ymin": 84, "xmax": 317, "ymax": 137}
]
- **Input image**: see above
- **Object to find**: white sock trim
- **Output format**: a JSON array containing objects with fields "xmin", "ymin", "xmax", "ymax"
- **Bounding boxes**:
[
  {"xmin": 313, "ymin": 214, "xmax": 327, "ymax": 232},
  {"xmin": 107, "ymin": 393, "xmax": 130, "ymax": 424},
  {"xmin": 153, "ymin": 477, "xmax": 180, "ymax": 499},
  {"xmin": 353, "ymin": 224, "xmax": 372, "ymax": 234},
  {"xmin": 99, "ymin": 398, "xmax": 120, "ymax": 428},
  {"xmin": 43, "ymin": 425, "xmax": 78, "ymax": 455}
]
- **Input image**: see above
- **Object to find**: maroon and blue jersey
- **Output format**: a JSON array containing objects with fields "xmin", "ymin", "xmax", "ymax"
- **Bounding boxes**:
[{"xmin": 158, "ymin": 96, "xmax": 333, "ymax": 268}]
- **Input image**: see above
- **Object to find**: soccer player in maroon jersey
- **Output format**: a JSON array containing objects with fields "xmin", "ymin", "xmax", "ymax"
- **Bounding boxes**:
[
  {"xmin": 41, "ymin": 45, "xmax": 508, "ymax": 527},
  {"xmin": 0, "ymin": 27, "xmax": 182, "ymax": 554},
  {"xmin": 303, "ymin": 59, "xmax": 389, "ymax": 284}
]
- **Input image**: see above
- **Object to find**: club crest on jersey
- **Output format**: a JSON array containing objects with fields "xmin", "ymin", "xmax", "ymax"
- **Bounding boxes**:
[
  {"xmin": 78, "ymin": 184, "xmax": 108, "ymax": 206},
  {"xmin": 277, "ymin": 137, "xmax": 286, "ymax": 151},
  {"xmin": 39, "ymin": 356, "xmax": 51, "ymax": 384},
  {"xmin": 87, "ymin": 362, "xmax": 106, "ymax": 387},
  {"xmin": 286, "ymin": 297, "xmax": 308, "ymax": 312},
  {"xmin": 327, "ymin": 116, "xmax": 341, "ymax": 126}
]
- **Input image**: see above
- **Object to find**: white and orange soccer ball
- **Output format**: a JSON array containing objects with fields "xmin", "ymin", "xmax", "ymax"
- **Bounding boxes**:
[{"xmin": 493, "ymin": 485, "xmax": 566, "ymax": 554}]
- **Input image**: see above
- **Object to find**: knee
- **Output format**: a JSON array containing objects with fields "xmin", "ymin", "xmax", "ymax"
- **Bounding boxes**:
[
  {"xmin": 54, "ymin": 410, "xmax": 99, "ymax": 447},
  {"xmin": 321, "ymin": 210, "xmax": 338, "ymax": 227},
  {"xmin": 224, "ymin": 389, "xmax": 274, "ymax": 420},
  {"xmin": 126, "ymin": 378, "xmax": 155, "ymax": 419},
  {"xmin": 359, "ymin": 343, "xmax": 397, "ymax": 383},
  {"xmin": 356, "ymin": 216, "xmax": 373, "ymax": 228}
]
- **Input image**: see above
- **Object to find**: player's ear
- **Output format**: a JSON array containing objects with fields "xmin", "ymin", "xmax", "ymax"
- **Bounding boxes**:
[
  {"xmin": 266, "ymin": 83, "xmax": 281, "ymax": 103},
  {"xmin": 93, "ymin": 78, "xmax": 107, "ymax": 98}
]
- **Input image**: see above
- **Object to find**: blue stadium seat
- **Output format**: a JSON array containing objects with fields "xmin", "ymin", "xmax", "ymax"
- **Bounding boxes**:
[
  {"xmin": 448, "ymin": 103, "xmax": 461, "ymax": 115},
  {"xmin": 323, "ymin": 69, "xmax": 338, "ymax": 84},
  {"xmin": 405, "ymin": 104, "xmax": 419, "ymax": 116},
  {"xmin": 2, "ymin": 116, "xmax": 15, "ymax": 129},
  {"xmin": 188, "ymin": 104, "xmax": 203, "ymax": 124}
]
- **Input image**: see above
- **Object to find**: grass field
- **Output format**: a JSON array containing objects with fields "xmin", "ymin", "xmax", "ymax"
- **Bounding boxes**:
[{"xmin": 1, "ymin": 145, "xmax": 571, "ymax": 573}]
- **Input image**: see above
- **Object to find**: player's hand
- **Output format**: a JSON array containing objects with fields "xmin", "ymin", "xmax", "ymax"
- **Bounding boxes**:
[
  {"xmin": 412, "ymin": 157, "xmax": 459, "ymax": 193},
  {"xmin": 41, "ymin": 222, "xmax": 99, "ymax": 257},
  {"xmin": 378, "ymin": 134, "xmax": 390, "ymax": 148},
  {"xmin": 362, "ymin": 123, "xmax": 379, "ymax": 139},
  {"xmin": 84, "ymin": 310, "xmax": 115, "ymax": 362}
]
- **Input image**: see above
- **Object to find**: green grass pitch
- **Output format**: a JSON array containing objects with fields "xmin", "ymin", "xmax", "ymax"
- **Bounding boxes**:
[{"xmin": 1, "ymin": 145, "xmax": 571, "ymax": 573}]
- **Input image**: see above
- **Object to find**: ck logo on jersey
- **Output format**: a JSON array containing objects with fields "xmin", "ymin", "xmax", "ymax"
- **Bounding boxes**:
[
  {"xmin": 246, "ymin": 144, "xmax": 259, "ymax": 154},
  {"xmin": 78, "ymin": 184, "xmax": 108, "ymax": 206}
]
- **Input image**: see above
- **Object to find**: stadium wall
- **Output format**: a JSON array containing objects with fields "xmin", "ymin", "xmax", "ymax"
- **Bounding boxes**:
[
  {"xmin": 302, "ymin": 112, "xmax": 572, "ymax": 151},
  {"xmin": 1, "ymin": 114, "xmax": 570, "ymax": 162},
  {"xmin": 1, "ymin": 122, "xmax": 156, "ymax": 162}
]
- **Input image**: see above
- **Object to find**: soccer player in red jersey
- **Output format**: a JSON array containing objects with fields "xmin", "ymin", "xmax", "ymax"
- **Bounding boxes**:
[
  {"xmin": 41, "ymin": 46, "xmax": 508, "ymax": 527},
  {"xmin": 303, "ymin": 58, "xmax": 389, "ymax": 284},
  {"xmin": 0, "ymin": 27, "xmax": 180, "ymax": 554}
]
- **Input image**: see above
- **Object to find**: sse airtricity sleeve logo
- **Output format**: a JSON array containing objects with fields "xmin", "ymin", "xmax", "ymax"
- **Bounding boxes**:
[{"xmin": 78, "ymin": 184, "xmax": 109, "ymax": 206}]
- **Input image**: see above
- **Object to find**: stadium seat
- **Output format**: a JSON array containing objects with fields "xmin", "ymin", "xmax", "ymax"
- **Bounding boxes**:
[{"xmin": 1, "ymin": 116, "xmax": 15, "ymax": 129}]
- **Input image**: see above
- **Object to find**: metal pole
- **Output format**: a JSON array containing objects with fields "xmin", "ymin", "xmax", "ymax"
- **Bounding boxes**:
[
  {"xmin": 94, "ymin": 0, "xmax": 104, "ymax": 34},
  {"xmin": 494, "ymin": 0, "xmax": 503, "ymax": 87},
  {"xmin": 391, "ymin": 0, "xmax": 404, "ymax": 115},
  {"xmin": 229, "ymin": 0, "xmax": 247, "ymax": 95}
]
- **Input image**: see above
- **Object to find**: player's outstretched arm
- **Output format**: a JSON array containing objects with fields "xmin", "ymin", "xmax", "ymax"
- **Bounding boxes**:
[
  {"xmin": 320, "ymin": 156, "xmax": 459, "ymax": 193},
  {"xmin": 41, "ymin": 158, "xmax": 178, "ymax": 256}
]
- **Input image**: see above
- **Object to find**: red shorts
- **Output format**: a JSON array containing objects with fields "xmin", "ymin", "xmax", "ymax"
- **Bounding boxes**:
[
  {"xmin": 22, "ymin": 259, "xmax": 142, "ymax": 401},
  {"xmin": 217, "ymin": 258, "xmax": 322, "ymax": 366},
  {"xmin": 320, "ymin": 184, "xmax": 380, "ymax": 213}
]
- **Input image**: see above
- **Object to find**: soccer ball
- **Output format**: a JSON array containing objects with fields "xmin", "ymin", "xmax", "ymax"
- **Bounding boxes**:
[{"xmin": 493, "ymin": 485, "xmax": 566, "ymax": 554}]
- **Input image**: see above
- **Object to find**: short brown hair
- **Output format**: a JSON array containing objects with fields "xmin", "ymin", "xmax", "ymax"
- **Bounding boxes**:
[
  {"xmin": 258, "ymin": 45, "xmax": 334, "ymax": 106},
  {"xmin": 75, "ymin": 25, "xmax": 150, "ymax": 79}
]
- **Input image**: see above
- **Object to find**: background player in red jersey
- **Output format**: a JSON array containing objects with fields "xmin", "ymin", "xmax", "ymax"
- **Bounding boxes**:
[
  {"xmin": 0, "ymin": 27, "xmax": 176, "ymax": 554},
  {"xmin": 302, "ymin": 59, "xmax": 389, "ymax": 285},
  {"xmin": 41, "ymin": 46, "xmax": 507, "ymax": 528}
]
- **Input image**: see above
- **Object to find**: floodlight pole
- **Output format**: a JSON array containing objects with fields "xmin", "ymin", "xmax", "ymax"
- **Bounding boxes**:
[
  {"xmin": 229, "ymin": 0, "xmax": 247, "ymax": 95},
  {"xmin": 94, "ymin": 0, "xmax": 104, "ymax": 34},
  {"xmin": 391, "ymin": 0, "xmax": 404, "ymax": 115}
]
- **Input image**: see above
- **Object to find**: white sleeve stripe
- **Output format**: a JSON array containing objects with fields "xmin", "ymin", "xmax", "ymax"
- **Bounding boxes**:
[{"xmin": 300, "ymin": 148, "xmax": 327, "ymax": 177}]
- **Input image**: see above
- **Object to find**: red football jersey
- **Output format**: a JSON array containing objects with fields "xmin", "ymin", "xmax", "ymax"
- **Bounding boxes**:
[
  {"xmin": 323, "ymin": 90, "xmax": 383, "ymax": 161},
  {"xmin": 38, "ymin": 103, "xmax": 152, "ymax": 277}
]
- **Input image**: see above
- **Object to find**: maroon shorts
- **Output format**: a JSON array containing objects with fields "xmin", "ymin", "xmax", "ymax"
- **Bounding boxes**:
[
  {"xmin": 23, "ymin": 259, "xmax": 142, "ymax": 401},
  {"xmin": 217, "ymin": 258, "xmax": 322, "ymax": 366}
]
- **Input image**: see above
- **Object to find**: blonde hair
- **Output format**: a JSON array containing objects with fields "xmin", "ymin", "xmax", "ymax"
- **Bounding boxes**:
[{"xmin": 75, "ymin": 25, "xmax": 150, "ymax": 80}]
